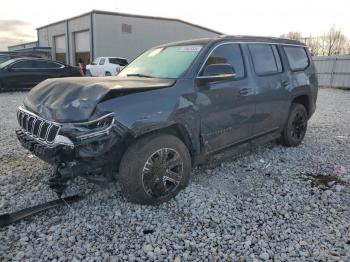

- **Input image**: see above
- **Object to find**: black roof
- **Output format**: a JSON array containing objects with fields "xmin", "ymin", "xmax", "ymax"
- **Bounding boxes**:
[
  {"xmin": 8, "ymin": 57, "xmax": 50, "ymax": 61},
  {"xmin": 158, "ymin": 35, "xmax": 305, "ymax": 47},
  {"xmin": 220, "ymin": 35, "xmax": 305, "ymax": 45}
]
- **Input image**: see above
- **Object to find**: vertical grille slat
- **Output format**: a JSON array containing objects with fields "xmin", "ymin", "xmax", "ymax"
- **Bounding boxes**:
[
  {"xmin": 47, "ymin": 125, "xmax": 60, "ymax": 142},
  {"xmin": 22, "ymin": 114, "xmax": 28, "ymax": 130},
  {"xmin": 19, "ymin": 112, "xmax": 24, "ymax": 127},
  {"xmin": 16, "ymin": 108, "xmax": 60, "ymax": 144},
  {"xmin": 33, "ymin": 119, "xmax": 42, "ymax": 137},
  {"xmin": 39, "ymin": 122, "xmax": 50, "ymax": 140},
  {"xmin": 31, "ymin": 118, "xmax": 37, "ymax": 134},
  {"xmin": 27, "ymin": 117, "xmax": 34, "ymax": 133}
]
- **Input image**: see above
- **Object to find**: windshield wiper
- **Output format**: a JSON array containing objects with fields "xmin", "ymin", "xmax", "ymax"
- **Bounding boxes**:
[{"xmin": 126, "ymin": 73, "xmax": 154, "ymax": 78}]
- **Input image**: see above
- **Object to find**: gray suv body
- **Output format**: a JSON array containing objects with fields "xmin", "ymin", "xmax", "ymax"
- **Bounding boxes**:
[{"xmin": 16, "ymin": 36, "xmax": 318, "ymax": 204}]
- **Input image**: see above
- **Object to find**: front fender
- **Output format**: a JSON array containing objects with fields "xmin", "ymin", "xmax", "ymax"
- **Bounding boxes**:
[{"xmin": 95, "ymin": 79, "xmax": 200, "ymax": 154}]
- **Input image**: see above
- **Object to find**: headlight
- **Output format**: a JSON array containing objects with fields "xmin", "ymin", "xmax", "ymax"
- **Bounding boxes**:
[
  {"xmin": 75, "ymin": 113, "xmax": 115, "ymax": 140},
  {"xmin": 82, "ymin": 113, "xmax": 115, "ymax": 130}
]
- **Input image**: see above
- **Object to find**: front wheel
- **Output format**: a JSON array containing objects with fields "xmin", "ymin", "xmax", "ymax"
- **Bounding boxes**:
[
  {"xmin": 280, "ymin": 103, "xmax": 308, "ymax": 147},
  {"xmin": 119, "ymin": 134, "xmax": 191, "ymax": 205}
]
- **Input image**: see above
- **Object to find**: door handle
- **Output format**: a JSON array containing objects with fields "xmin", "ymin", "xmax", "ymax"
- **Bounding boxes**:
[
  {"xmin": 281, "ymin": 80, "xmax": 290, "ymax": 87},
  {"xmin": 239, "ymin": 88, "xmax": 250, "ymax": 96}
]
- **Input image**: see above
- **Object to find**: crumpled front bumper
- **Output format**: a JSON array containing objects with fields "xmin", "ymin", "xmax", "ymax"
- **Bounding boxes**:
[{"xmin": 16, "ymin": 129, "xmax": 75, "ymax": 164}]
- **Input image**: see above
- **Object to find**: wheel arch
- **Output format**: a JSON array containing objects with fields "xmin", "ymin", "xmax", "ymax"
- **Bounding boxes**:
[
  {"xmin": 114, "ymin": 123, "xmax": 199, "ymax": 170},
  {"xmin": 291, "ymin": 94, "xmax": 311, "ymax": 118}
]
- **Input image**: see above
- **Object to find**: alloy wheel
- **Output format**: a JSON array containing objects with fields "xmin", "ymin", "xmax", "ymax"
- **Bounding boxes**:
[
  {"xmin": 142, "ymin": 148, "xmax": 184, "ymax": 198},
  {"xmin": 291, "ymin": 110, "xmax": 307, "ymax": 140}
]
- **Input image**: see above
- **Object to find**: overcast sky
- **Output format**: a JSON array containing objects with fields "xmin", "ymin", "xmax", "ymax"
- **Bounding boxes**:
[{"xmin": 1, "ymin": 0, "xmax": 349, "ymax": 50}]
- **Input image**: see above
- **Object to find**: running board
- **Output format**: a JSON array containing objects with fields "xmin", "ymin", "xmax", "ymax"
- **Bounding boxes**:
[{"xmin": 0, "ymin": 195, "xmax": 83, "ymax": 228}]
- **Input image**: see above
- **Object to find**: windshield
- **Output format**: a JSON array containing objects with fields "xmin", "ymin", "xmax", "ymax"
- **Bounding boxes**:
[
  {"xmin": 0, "ymin": 59, "xmax": 15, "ymax": 69},
  {"xmin": 91, "ymin": 58, "xmax": 99, "ymax": 65},
  {"xmin": 119, "ymin": 45, "xmax": 203, "ymax": 78},
  {"xmin": 0, "ymin": 55, "xmax": 11, "ymax": 64}
]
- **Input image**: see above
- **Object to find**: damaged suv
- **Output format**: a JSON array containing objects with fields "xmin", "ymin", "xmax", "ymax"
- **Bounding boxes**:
[{"xmin": 16, "ymin": 36, "xmax": 318, "ymax": 204}]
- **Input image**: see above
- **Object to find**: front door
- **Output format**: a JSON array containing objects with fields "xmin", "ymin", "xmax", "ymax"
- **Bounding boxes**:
[
  {"xmin": 196, "ymin": 43, "xmax": 255, "ymax": 153},
  {"xmin": 6, "ymin": 60, "xmax": 38, "ymax": 89}
]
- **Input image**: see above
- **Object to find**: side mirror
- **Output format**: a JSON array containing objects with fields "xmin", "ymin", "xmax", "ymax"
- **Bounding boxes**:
[
  {"xmin": 3, "ymin": 65, "xmax": 12, "ymax": 71},
  {"xmin": 197, "ymin": 63, "xmax": 236, "ymax": 82}
]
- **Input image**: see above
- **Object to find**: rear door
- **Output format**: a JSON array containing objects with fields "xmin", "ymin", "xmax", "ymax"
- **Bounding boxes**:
[
  {"xmin": 89, "ymin": 58, "xmax": 100, "ymax": 76},
  {"xmin": 197, "ymin": 43, "xmax": 255, "ymax": 153},
  {"xmin": 31, "ymin": 60, "xmax": 67, "ymax": 83},
  {"xmin": 248, "ymin": 43, "xmax": 289, "ymax": 136}
]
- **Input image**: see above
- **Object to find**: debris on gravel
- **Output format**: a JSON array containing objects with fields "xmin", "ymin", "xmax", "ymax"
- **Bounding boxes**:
[{"xmin": 1, "ymin": 88, "xmax": 350, "ymax": 261}]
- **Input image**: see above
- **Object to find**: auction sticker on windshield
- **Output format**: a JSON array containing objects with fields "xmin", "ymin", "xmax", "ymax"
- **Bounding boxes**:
[{"xmin": 179, "ymin": 45, "xmax": 202, "ymax": 52}]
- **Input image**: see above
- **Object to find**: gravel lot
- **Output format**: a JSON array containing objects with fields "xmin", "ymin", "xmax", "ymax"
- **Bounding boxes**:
[{"xmin": 1, "ymin": 88, "xmax": 350, "ymax": 261}]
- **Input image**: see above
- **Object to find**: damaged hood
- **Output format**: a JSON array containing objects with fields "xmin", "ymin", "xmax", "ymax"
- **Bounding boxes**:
[{"xmin": 23, "ymin": 76, "xmax": 176, "ymax": 123}]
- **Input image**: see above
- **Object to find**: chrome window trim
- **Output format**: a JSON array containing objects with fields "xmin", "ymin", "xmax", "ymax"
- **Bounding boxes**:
[
  {"xmin": 196, "ymin": 73, "xmax": 236, "ymax": 80},
  {"xmin": 10, "ymin": 60, "xmax": 65, "ymax": 70},
  {"xmin": 197, "ymin": 41, "xmax": 306, "ymax": 77}
]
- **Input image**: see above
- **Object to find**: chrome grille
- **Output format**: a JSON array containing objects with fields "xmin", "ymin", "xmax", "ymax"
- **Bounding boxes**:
[{"xmin": 17, "ymin": 108, "xmax": 61, "ymax": 144}]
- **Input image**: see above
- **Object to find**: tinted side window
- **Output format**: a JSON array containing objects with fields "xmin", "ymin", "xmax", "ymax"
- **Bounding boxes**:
[
  {"xmin": 12, "ymin": 60, "xmax": 33, "ymax": 69},
  {"xmin": 32, "ymin": 61, "xmax": 62, "ymax": 68},
  {"xmin": 47, "ymin": 61, "xmax": 63, "ymax": 68},
  {"xmin": 248, "ymin": 44, "xmax": 278, "ymax": 75},
  {"xmin": 109, "ymin": 58, "xmax": 128, "ymax": 66},
  {"xmin": 283, "ymin": 46, "xmax": 309, "ymax": 71},
  {"xmin": 203, "ymin": 43, "xmax": 245, "ymax": 78},
  {"xmin": 99, "ymin": 58, "xmax": 106, "ymax": 65}
]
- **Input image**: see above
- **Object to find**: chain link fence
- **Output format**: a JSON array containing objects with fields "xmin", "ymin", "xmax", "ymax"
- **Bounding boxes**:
[{"xmin": 313, "ymin": 55, "xmax": 350, "ymax": 89}]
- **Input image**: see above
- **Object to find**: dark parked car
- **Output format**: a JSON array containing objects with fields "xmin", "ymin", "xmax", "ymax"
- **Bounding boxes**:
[
  {"xmin": 16, "ymin": 36, "xmax": 318, "ymax": 204},
  {"xmin": 0, "ymin": 52, "xmax": 40, "ymax": 64},
  {"xmin": 0, "ymin": 58, "xmax": 81, "ymax": 91}
]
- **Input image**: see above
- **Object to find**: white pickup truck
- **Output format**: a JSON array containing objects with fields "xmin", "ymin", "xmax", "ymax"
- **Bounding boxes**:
[{"xmin": 86, "ymin": 57, "xmax": 128, "ymax": 76}]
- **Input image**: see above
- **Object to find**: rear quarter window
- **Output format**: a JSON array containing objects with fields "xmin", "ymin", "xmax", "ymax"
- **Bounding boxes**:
[{"xmin": 283, "ymin": 46, "xmax": 309, "ymax": 71}]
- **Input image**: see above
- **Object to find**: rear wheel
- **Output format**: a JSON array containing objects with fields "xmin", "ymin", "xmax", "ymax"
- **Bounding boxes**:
[
  {"xmin": 280, "ymin": 103, "xmax": 308, "ymax": 147},
  {"xmin": 119, "ymin": 134, "xmax": 191, "ymax": 205}
]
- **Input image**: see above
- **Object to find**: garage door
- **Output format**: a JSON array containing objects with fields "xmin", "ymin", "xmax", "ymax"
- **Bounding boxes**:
[
  {"xmin": 75, "ymin": 31, "xmax": 90, "ymax": 65},
  {"xmin": 55, "ymin": 35, "xmax": 66, "ymax": 64}
]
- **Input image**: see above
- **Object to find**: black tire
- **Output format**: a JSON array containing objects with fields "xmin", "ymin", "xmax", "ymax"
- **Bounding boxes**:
[
  {"xmin": 105, "ymin": 72, "xmax": 111, "ymax": 76},
  {"xmin": 119, "ymin": 134, "xmax": 191, "ymax": 205},
  {"xmin": 0, "ymin": 81, "xmax": 3, "ymax": 92},
  {"xmin": 280, "ymin": 103, "xmax": 308, "ymax": 147}
]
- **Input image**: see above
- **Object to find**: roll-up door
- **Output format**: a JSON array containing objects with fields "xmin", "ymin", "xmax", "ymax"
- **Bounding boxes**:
[
  {"xmin": 75, "ymin": 31, "xmax": 90, "ymax": 65},
  {"xmin": 55, "ymin": 35, "xmax": 66, "ymax": 64}
]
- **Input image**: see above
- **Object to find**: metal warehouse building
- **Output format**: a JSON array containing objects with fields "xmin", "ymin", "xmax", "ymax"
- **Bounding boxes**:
[{"xmin": 36, "ymin": 10, "xmax": 221, "ymax": 65}]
